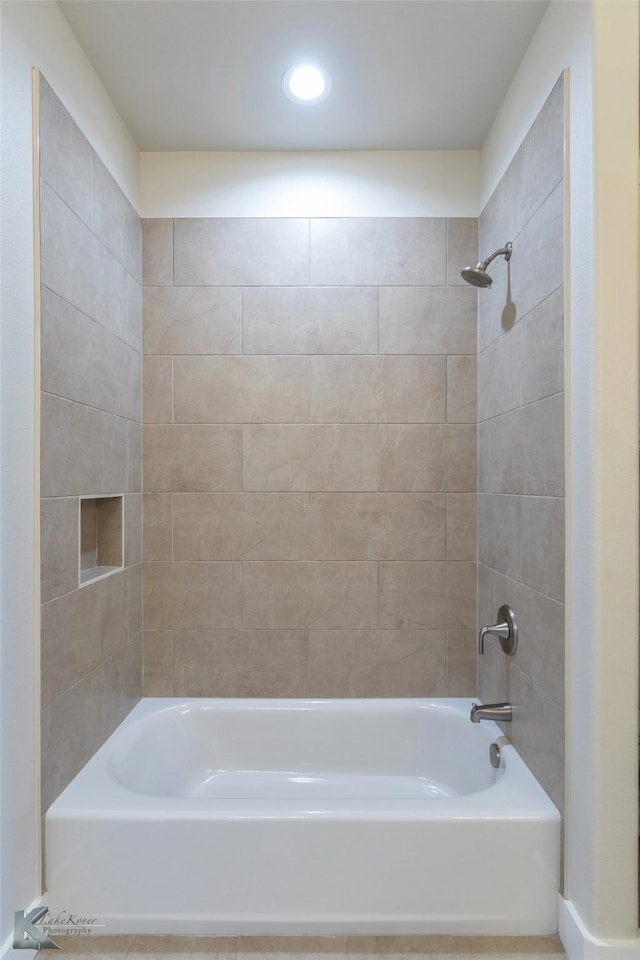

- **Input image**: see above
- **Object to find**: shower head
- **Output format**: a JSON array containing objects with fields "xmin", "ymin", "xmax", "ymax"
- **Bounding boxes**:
[
  {"xmin": 460, "ymin": 265, "xmax": 494, "ymax": 288},
  {"xmin": 461, "ymin": 241, "xmax": 512, "ymax": 288}
]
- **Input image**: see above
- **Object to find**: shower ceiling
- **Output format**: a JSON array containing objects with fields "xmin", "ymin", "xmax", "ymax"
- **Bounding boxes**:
[{"xmin": 57, "ymin": 0, "xmax": 549, "ymax": 151}]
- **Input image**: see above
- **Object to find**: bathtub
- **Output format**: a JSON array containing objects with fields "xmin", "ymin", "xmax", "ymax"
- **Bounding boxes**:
[{"xmin": 45, "ymin": 698, "xmax": 560, "ymax": 936}]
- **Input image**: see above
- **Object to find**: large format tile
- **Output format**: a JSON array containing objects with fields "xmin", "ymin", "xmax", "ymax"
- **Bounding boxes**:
[
  {"xmin": 519, "ymin": 495, "xmax": 565, "ymax": 601},
  {"xmin": 174, "ymin": 357, "xmax": 310, "ymax": 423},
  {"xmin": 39, "ymin": 77, "xmax": 92, "ymax": 227},
  {"xmin": 144, "ymin": 286, "xmax": 242, "ymax": 355},
  {"xmin": 446, "ymin": 493, "xmax": 476, "ymax": 560},
  {"xmin": 41, "ymin": 675, "xmax": 93, "ymax": 812},
  {"xmin": 124, "ymin": 493, "xmax": 143, "ymax": 567},
  {"xmin": 128, "ymin": 562, "xmax": 143, "ymax": 640},
  {"xmin": 479, "ymin": 182, "xmax": 564, "ymax": 352},
  {"xmin": 143, "ymin": 630, "xmax": 173, "ymax": 696},
  {"xmin": 127, "ymin": 273, "xmax": 143, "ymax": 353},
  {"xmin": 378, "ymin": 424, "xmax": 476, "ymax": 492},
  {"xmin": 480, "ymin": 494, "xmax": 565, "ymax": 602},
  {"xmin": 242, "ymin": 286, "xmax": 378, "ymax": 355},
  {"xmin": 477, "ymin": 564, "xmax": 509, "ymax": 704},
  {"xmin": 477, "ymin": 421, "xmax": 492, "ymax": 493},
  {"xmin": 173, "ymin": 630, "xmax": 308, "ymax": 697},
  {"xmin": 310, "ymin": 356, "xmax": 446, "ymax": 423},
  {"xmin": 308, "ymin": 493, "xmax": 446, "ymax": 561},
  {"xmin": 243, "ymin": 424, "xmax": 378, "ymax": 492},
  {"xmin": 484, "ymin": 566, "xmax": 565, "ymax": 709},
  {"xmin": 41, "ymin": 564, "xmax": 127, "ymax": 705},
  {"xmin": 519, "ymin": 285, "xmax": 565, "ymax": 407},
  {"xmin": 478, "ymin": 494, "xmax": 522, "ymax": 578},
  {"xmin": 41, "ymin": 182, "xmax": 131, "ymax": 346},
  {"xmin": 143, "ymin": 561, "xmax": 241, "ymax": 629},
  {"xmin": 41, "ymin": 497, "xmax": 79, "ymax": 602},
  {"xmin": 507, "ymin": 662, "xmax": 565, "ymax": 813},
  {"xmin": 489, "ymin": 394, "xmax": 564, "ymax": 496},
  {"xmin": 477, "ymin": 285, "xmax": 563, "ymax": 421},
  {"xmin": 90, "ymin": 634, "xmax": 141, "ymax": 753},
  {"xmin": 173, "ymin": 493, "xmax": 309, "ymax": 560},
  {"xmin": 143, "ymin": 424, "xmax": 242, "ymax": 492},
  {"xmin": 310, "ymin": 218, "xmax": 446, "ymax": 285},
  {"xmin": 379, "ymin": 286, "xmax": 476, "ymax": 354},
  {"xmin": 477, "ymin": 322, "xmax": 522, "ymax": 422},
  {"xmin": 308, "ymin": 630, "xmax": 447, "ymax": 697},
  {"xmin": 142, "ymin": 219, "xmax": 173, "ymax": 286},
  {"xmin": 446, "ymin": 356, "xmax": 476, "ymax": 423},
  {"xmin": 174, "ymin": 218, "xmax": 309, "ymax": 285},
  {"xmin": 446, "ymin": 630, "xmax": 477, "ymax": 696},
  {"xmin": 378, "ymin": 562, "xmax": 476, "ymax": 629},
  {"xmin": 447, "ymin": 218, "xmax": 478, "ymax": 286},
  {"xmin": 143, "ymin": 494, "xmax": 173, "ymax": 560},
  {"xmin": 41, "ymin": 394, "xmax": 129, "ymax": 498},
  {"xmin": 242, "ymin": 562, "xmax": 378, "ymax": 629},
  {"xmin": 128, "ymin": 421, "xmax": 143, "ymax": 493},
  {"xmin": 143, "ymin": 356, "xmax": 173, "ymax": 423},
  {"xmin": 42, "ymin": 287, "xmax": 141, "ymax": 422},
  {"xmin": 92, "ymin": 153, "xmax": 141, "ymax": 281},
  {"xmin": 481, "ymin": 74, "xmax": 564, "ymax": 258}
]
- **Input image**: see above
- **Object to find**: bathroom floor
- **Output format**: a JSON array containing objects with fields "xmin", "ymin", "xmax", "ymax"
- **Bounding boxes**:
[{"xmin": 51, "ymin": 936, "xmax": 567, "ymax": 960}]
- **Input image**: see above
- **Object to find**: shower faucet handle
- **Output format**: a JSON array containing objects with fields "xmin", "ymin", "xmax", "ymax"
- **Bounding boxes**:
[{"xmin": 478, "ymin": 605, "xmax": 518, "ymax": 656}]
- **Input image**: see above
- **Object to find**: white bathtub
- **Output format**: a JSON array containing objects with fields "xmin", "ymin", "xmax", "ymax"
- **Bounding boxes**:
[{"xmin": 45, "ymin": 698, "xmax": 560, "ymax": 936}]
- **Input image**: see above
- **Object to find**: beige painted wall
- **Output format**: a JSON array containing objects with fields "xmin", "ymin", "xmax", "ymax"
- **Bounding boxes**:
[{"xmin": 139, "ymin": 151, "xmax": 480, "ymax": 219}]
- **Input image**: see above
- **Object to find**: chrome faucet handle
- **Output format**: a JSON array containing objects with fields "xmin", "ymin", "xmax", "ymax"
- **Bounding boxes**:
[{"xmin": 478, "ymin": 605, "xmax": 518, "ymax": 656}]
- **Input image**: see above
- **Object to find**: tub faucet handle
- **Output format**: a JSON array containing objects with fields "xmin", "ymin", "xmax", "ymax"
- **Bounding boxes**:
[{"xmin": 478, "ymin": 605, "xmax": 518, "ymax": 656}]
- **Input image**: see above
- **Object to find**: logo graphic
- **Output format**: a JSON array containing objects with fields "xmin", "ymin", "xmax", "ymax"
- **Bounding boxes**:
[
  {"xmin": 13, "ymin": 908, "xmax": 59, "ymax": 951},
  {"xmin": 14, "ymin": 907, "xmax": 104, "ymax": 949}
]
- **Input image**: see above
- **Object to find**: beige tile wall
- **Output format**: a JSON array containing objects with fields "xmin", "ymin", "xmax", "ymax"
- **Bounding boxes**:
[
  {"xmin": 39, "ymin": 76, "xmax": 142, "ymax": 814},
  {"xmin": 142, "ymin": 216, "xmax": 478, "ymax": 697},
  {"xmin": 477, "ymin": 75, "xmax": 565, "ymax": 813}
]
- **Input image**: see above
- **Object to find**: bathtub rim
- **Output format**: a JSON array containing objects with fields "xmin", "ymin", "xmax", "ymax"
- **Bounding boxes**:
[{"xmin": 46, "ymin": 696, "xmax": 561, "ymax": 821}]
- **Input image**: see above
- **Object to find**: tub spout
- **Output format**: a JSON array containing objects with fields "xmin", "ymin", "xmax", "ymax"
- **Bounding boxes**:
[{"xmin": 470, "ymin": 702, "xmax": 512, "ymax": 724}]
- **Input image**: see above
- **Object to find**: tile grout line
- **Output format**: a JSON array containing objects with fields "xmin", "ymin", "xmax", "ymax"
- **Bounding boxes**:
[
  {"xmin": 40, "ymin": 281, "xmax": 140, "ymax": 355},
  {"xmin": 42, "ymin": 176, "xmax": 140, "ymax": 285}
]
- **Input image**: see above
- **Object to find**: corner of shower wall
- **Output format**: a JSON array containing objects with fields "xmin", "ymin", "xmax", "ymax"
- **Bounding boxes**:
[
  {"xmin": 476, "ymin": 73, "xmax": 566, "ymax": 814},
  {"xmin": 38, "ymin": 73, "xmax": 143, "ymax": 820}
]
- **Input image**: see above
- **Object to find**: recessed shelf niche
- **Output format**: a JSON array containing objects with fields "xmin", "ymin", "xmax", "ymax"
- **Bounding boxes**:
[{"xmin": 79, "ymin": 495, "xmax": 123, "ymax": 586}]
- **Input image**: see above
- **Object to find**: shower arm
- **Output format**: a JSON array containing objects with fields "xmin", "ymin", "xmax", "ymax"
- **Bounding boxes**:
[{"xmin": 479, "ymin": 242, "xmax": 512, "ymax": 270}]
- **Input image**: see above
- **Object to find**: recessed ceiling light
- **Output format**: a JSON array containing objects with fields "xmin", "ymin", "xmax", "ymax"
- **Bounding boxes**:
[{"xmin": 282, "ymin": 64, "xmax": 332, "ymax": 105}]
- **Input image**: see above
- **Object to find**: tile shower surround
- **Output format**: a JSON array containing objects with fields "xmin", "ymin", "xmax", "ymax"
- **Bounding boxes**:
[
  {"xmin": 142, "ymin": 216, "xmax": 479, "ymax": 700},
  {"xmin": 477, "ymin": 76, "xmax": 565, "ymax": 813},
  {"xmin": 38, "ymin": 76, "xmax": 142, "ymax": 814},
  {"xmin": 38, "ymin": 72, "xmax": 565, "ymax": 826}
]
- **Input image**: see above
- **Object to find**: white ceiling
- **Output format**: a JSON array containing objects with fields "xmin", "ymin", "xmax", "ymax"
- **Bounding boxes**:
[{"xmin": 58, "ymin": 0, "xmax": 549, "ymax": 152}]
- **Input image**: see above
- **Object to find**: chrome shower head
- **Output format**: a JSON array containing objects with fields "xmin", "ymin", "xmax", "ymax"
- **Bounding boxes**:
[
  {"xmin": 461, "ymin": 241, "xmax": 512, "ymax": 288},
  {"xmin": 460, "ymin": 265, "xmax": 493, "ymax": 288}
]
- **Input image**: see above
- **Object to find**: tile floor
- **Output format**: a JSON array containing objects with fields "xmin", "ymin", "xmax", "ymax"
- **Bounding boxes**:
[{"xmin": 52, "ymin": 935, "xmax": 567, "ymax": 960}]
